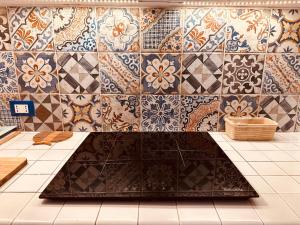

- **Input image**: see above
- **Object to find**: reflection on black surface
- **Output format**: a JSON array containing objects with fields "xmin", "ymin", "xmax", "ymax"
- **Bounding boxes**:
[{"xmin": 40, "ymin": 132, "xmax": 258, "ymax": 199}]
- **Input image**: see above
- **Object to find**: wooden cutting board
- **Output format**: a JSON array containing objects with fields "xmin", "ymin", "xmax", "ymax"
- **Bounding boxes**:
[
  {"xmin": 33, "ymin": 131, "xmax": 73, "ymax": 145},
  {"xmin": 0, "ymin": 157, "xmax": 27, "ymax": 186}
]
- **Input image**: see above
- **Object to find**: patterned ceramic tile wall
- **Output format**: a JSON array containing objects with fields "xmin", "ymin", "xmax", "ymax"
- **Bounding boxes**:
[{"xmin": 0, "ymin": 6, "xmax": 299, "ymax": 132}]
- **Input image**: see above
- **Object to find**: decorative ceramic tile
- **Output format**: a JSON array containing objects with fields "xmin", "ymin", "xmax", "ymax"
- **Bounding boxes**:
[
  {"xmin": 263, "ymin": 54, "xmax": 300, "ymax": 94},
  {"xmin": 0, "ymin": 94, "xmax": 21, "ymax": 128},
  {"xmin": 97, "ymin": 8, "xmax": 139, "ymax": 52},
  {"xmin": 0, "ymin": 8, "xmax": 11, "ymax": 51},
  {"xmin": 53, "ymin": 7, "xmax": 97, "ymax": 52},
  {"xmin": 20, "ymin": 94, "xmax": 63, "ymax": 131},
  {"xmin": 141, "ymin": 53, "xmax": 181, "ymax": 94},
  {"xmin": 141, "ymin": 8, "xmax": 182, "ymax": 52},
  {"xmin": 8, "ymin": 7, "xmax": 54, "ymax": 51},
  {"xmin": 101, "ymin": 95, "xmax": 140, "ymax": 132},
  {"xmin": 219, "ymin": 95, "xmax": 259, "ymax": 131},
  {"xmin": 15, "ymin": 52, "xmax": 58, "ymax": 94},
  {"xmin": 259, "ymin": 95, "xmax": 299, "ymax": 132},
  {"xmin": 222, "ymin": 54, "xmax": 265, "ymax": 94},
  {"xmin": 99, "ymin": 53, "xmax": 140, "ymax": 94},
  {"xmin": 61, "ymin": 94, "xmax": 101, "ymax": 132},
  {"xmin": 182, "ymin": 53, "xmax": 223, "ymax": 94},
  {"xmin": 57, "ymin": 52, "xmax": 100, "ymax": 94},
  {"xmin": 268, "ymin": 9, "xmax": 300, "ymax": 53},
  {"xmin": 184, "ymin": 8, "xmax": 227, "ymax": 52},
  {"xmin": 226, "ymin": 9, "xmax": 270, "ymax": 52},
  {"xmin": 0, "ymin": 52, "xmax": 18, "ymax": 93},
  {"xmin": 295, "ymin": 100, "xmax": 300, "ymax": 131},
  {"xmin": 141, "ymin": 95, "xmax": 180, "ymax": 131},
  {"xmin": 181, "ymin": 95, "xmax": 219, "ymax": 132}
]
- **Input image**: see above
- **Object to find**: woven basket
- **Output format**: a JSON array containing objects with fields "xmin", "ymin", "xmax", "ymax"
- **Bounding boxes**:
[{"xmin": 225, "ymin": 117, "xmax": 278, "ymax": 141}]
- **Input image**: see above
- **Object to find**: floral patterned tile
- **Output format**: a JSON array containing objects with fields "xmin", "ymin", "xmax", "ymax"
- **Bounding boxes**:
[
  {"xmin": 226, "ymin": 9, "xmax": 270, "ymax": 52},
  {"xmin": 141, "ymin": 8, "xmax": 182, "ymax": 52},
  {"xmin": 262, "ymin": 54, "xmax": 300, "ymax": 94},
  {"xmin": 184, "ymin": 8, "xmax": 227, "ymax": 52},
  {"xmin": 259, "ymin": 95, "xmax": 299, "ymax": 132},
  {"xmin": 101, "ymin": 95, "xmax": 140, "ymax": 132},
  {"xmin": 268, "ymin": 9, "xmax": 300, "ymax": 53},
  {"xmin": 20, "ymin": 94, "xmax": 63, "ymax": 131},
  {"xmin": 0, "ymin": 52, "xmax": 18, "ymax": 93},
  {"xmin": 0, "ymin": 94, "xmax": 22, "ymax": 128},
  {"xmin": 53, "ymin": 7, "xmax": 97, "ymax": 52},
  {"xmin": 141, "ymin": 53, "xmax": 181, "ymax": 94},
  {"xmin": 182, "ymin": 53, "xmax": 223, "ymax": 94},
  {"xmin": 99, "ymin": 53, "xmax": 140, "ymax": 94},
  {"xmin": 218, "ymin": 95, "xmax": 259, "ymax": 131},
  {"xmin": 222, "ymin": 54, "xmax": 265, "ymax": 94},
  {"xmin": 57, "ymin": 52, "xmax": 100, "ymax": 94},
  {"xmin": 61, "ymin": 94, "xmax": 101, "ymax": 132},
  {"xmin": 15, "ymin": 52, "xmax": 58, "ymax": 94},
  {"xmin": 97, "ymin": 8, "xmax": 139, "ymax": 52},
  {"xmin": 181, "ymin": 95, "xmax": 219, "ymax": 132},
  {"xmin": 0, "ymin": 8, "xmax": 11, "ymax": 51},
  {"xmin": 141, "ymin": 95, "xmax": 180, "ymax": 132},
  {"xmin": 8, "ymin": 7, "xmax": 54, "ymax": 51}
]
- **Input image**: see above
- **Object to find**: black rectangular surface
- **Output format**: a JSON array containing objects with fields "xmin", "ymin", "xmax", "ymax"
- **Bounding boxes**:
[{"xmin": 40, "ymin": 132, "xmax": 258, "ymax": 199}]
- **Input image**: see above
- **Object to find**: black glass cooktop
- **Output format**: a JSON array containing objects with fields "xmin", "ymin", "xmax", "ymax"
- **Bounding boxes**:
[{"xmin": 40, "ymin": 132, "xmax": 258, "ymax": 199}]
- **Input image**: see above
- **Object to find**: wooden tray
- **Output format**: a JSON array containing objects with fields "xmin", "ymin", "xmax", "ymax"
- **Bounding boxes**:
[
  {"xmin": 225, "ymin": 117, "xmax": 278, "ymax": 141},
  {"xmin": 33, "ymin": 131, "xmax": 73, "ymax": 145},
  {"xmin": 0, "ymin": 157, "xmax": 27, "ymax": 186}
]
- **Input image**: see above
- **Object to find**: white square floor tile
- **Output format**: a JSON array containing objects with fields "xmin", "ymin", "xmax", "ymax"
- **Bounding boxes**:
[
  {"xmin": 263, "ymin": 176, "xmax": 300, "ymax": 193},
  {"xmin": 177, "ymin": 201, "xmax": 221, "ymax": 225},
  {"xmin": 276, "ymin": 162, "xmax": 300, "ymax": 175},
  {"xmin": 250, "ymin": 194, "xmax": 300, "ymax": 225},
  {"xmin": 39, "ymin": 150, "xmax": 73, "ymax": 161},
  {"xmin": 262, "ymin": 151, "xmax": 296, "ymax": 162},
  {"xmin": 18, "ymin": 150, "xmax": 48, "ymax": 161},
  {"xmin": 17, "ymin": 161, "xmax": 35, "ymax": 175},
  {"xmin": 224, "ymin": 151, "xmax": 244, "ymax": 161},
  {"xmin": 28, "ymin": 144, "xmax": 52, "ymax": 150},
  {"xmin": 251, "ymin": 142, "xmax": 279, "ymax": 151},
  {"xmin": 234, "ymin": 162, "xmax": 257, "ymax": 175},
  {"xmin": 55, "ymin": 201, "xmax": 101, "ymax": 225},
  {"xmin": 0, "ymin": 134, "xmax": 25, "ymax": 150},
  {"xmin": 286, "ymin": 151, "xmax": 300, "ymax": 161},
  {"xmin": 249, "ymin": 162, "xmax": 286, "ymax": 175},
  {"xmin": 280, "ymin": 194, "xmax": 300, "ymax": 218},
  {"xmin": 293, "ymin": 176, "xmax": 300, "ymax": 184},
  {"xmin": 238, "ymin": 151, "xmax": 270, "ymax": 162},
  {"xmin": 217, "ymin": 142, "xmax": 235, "ymax": 151},
  {"xmin": 18, "ymin": 132, "xmax": 38, "ymax": 141},
  {"xmin": 5, "ymin": 140, "xmax": 33, "ymax": 150},
  {"xmin": 139, "ymin": 202, "xmax": 179, "ymax": 225},
  {"xmin": 245, "ymin": 176, "xmax": 275, "ymax": 194},
  {"xmin": 0, "ymin": 174, "xmax": 20, "ymax": 192},
  {"xmin": 273, "ymin": 143, "xmax": 300, "ymax": 151},
  {"xmin": 97, "ymin": 201, "xmax": 138, "ymax": 225},
  {"xmin": 214, "ymin": 200, "xmax": 263, "ymax": 225},
  {"xmin": 209, "ymin": 132, "xmax": 227, "ymax": 142},
  {"xmin": 24, "ymin": 161, "xmax": 61, "ymax": 175},
  {"xmin": 0, "ymin": 150, "xmax": 24, "ymax": 157},
  {"xmin": 229, "ymin": 142, "xmax": 257, "ymax": 151},
  {"xmin": 13, "ymin": 194, "xmax": 64, "ymax": 225},
  {"xmin": 39, "ymin": 175, "xmax": 55, "ymax": 193},
  {"xmin": 0, "ymin": 193, "xmax": 34, "ymax": 225},
  {"xmin": 5, "ymin": 174, "xmax": 50, "ymax": 193}
]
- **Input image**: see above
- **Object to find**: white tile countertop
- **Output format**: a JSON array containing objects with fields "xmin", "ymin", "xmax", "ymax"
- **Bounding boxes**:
[{"xmin": 1, "ymin": 132, "xmax": 300, "ymax": 225}]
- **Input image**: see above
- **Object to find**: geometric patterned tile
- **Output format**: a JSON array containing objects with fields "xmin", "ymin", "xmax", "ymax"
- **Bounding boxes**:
[
  {"xmin": 259, "ymin": 95, "xmax": 299, "ymax": 132},
  {"xmin": 141, "ymin": 53, "xmax": 181, "ymax": 94},
  {"xmin": 262, "ymin": 54, "xmax": 300, "ymax": 94},
  {"xmin": 0, "ymin": 93, "xmax": 22, "ymax": 128},
  {"xmin": 141, "ymin": 8, "xmax": 182, "ymax": 52},
  {"xmin": 222, "ymin": 54, "xmax": 265, "ymax": 94},
  {"xmin": 184, "ymin": 8, "xmax": 227, "ymax": 52},
  {"xmin": 0, "ymin": 52, "xmax": 18, "ymax": 93},
  {"xmin": 182, "ymin": 53, "xmax": 223, "ymax": 94},
  {"xmin": 57, "ymin": 53, "xmax": 100, "ymax": 94},
  {"xmin": 99, "ymin": 53, "xmax": 140, "ymax": 94},
  {"xmin": 296, "ymin": 99, "xmax": 300, "ymax": 132},
  {"xmin": 20, "ymin": 94, "xmax": 63, "ymax": 131},
  {"xmin": 226, "ymin": 9, "xmax": 270, "ymax": 52},
  {"xmin": 97, "ymin": 8, "xmax": 139, "ymax": 52},
  {"xmin": 181, "ymin": 95, "xmax": 220, "ymax": 132},
  {"xmin": 268, "ymin": 9, "xmax": 300, "ymax": 53},
  {"xmin": 15, "ymin": 52, "xmax": 59, "ymax": 94},
  {"xmin": 219, "ymin": 95, "xmax": 260, "ymax": 131},
  {"xmin": 8, "ymin": 7, "xmax": 54, "ymax": 51},
  {"xmin": 61, "ymin": 94, "xmax": 102, "ymax": 132},
  {"xmin": 101, "ymin": 95, "xmax": 140, "ymax": 132},
  {"xmin": 141, "ymin": 95, "xmax": 180, "ymax": 131},
  {"xmin": 53, "ymin": 7, "xmax": 97, "ymax": 52},
  {"xmin": 0, "ymin": 8, "xmax": 11, "ymax": 51}
]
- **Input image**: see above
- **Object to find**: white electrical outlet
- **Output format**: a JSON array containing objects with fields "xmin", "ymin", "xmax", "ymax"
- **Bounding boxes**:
[{"xmin": 14, "ymin": 104, "xmax": 29, "ymax": 114}]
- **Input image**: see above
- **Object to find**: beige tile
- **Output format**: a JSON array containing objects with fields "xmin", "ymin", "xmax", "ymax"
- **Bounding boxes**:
[
  {"xmin": 234, "ymin": 162, "xmax": 257, "ymax": 175},
  {"xmin": 39, "ymin": 150, "xmax": 73, "ymax": 161},
  {"xmin": 280, "ymin": 194, "xmax": 300, "ymax": 218},
  {"xmin": 224, "ymin": 151, "xmax": 244, "ymax": 161},
  {"xmin": 245, "ymin": 176, "xmax": 275, "ymax": 194},
  {"xmin": 249, "ymin": 162, "xmax": 286, "ymax": 175},
  {"xmin": 262, "ymin": 151, "xmax": 296, "ymax": 162},
  {"xmin": 238, "ymin": 151, "xmax": 270, "ymax": 162},
  {"xmin": 263, "ymin": 176, "xmax": 300, "ymax": 193},
  {"xmin": 18, "ymin": 150, "xmax": 48, "ymax": 161},
  {"xmin": 276, "ymin": 162, "xmax": 300, "ymax": 175},
  {"xmin": 24, "ymin": 161, "xmax": 61, "ymax": 175}
]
